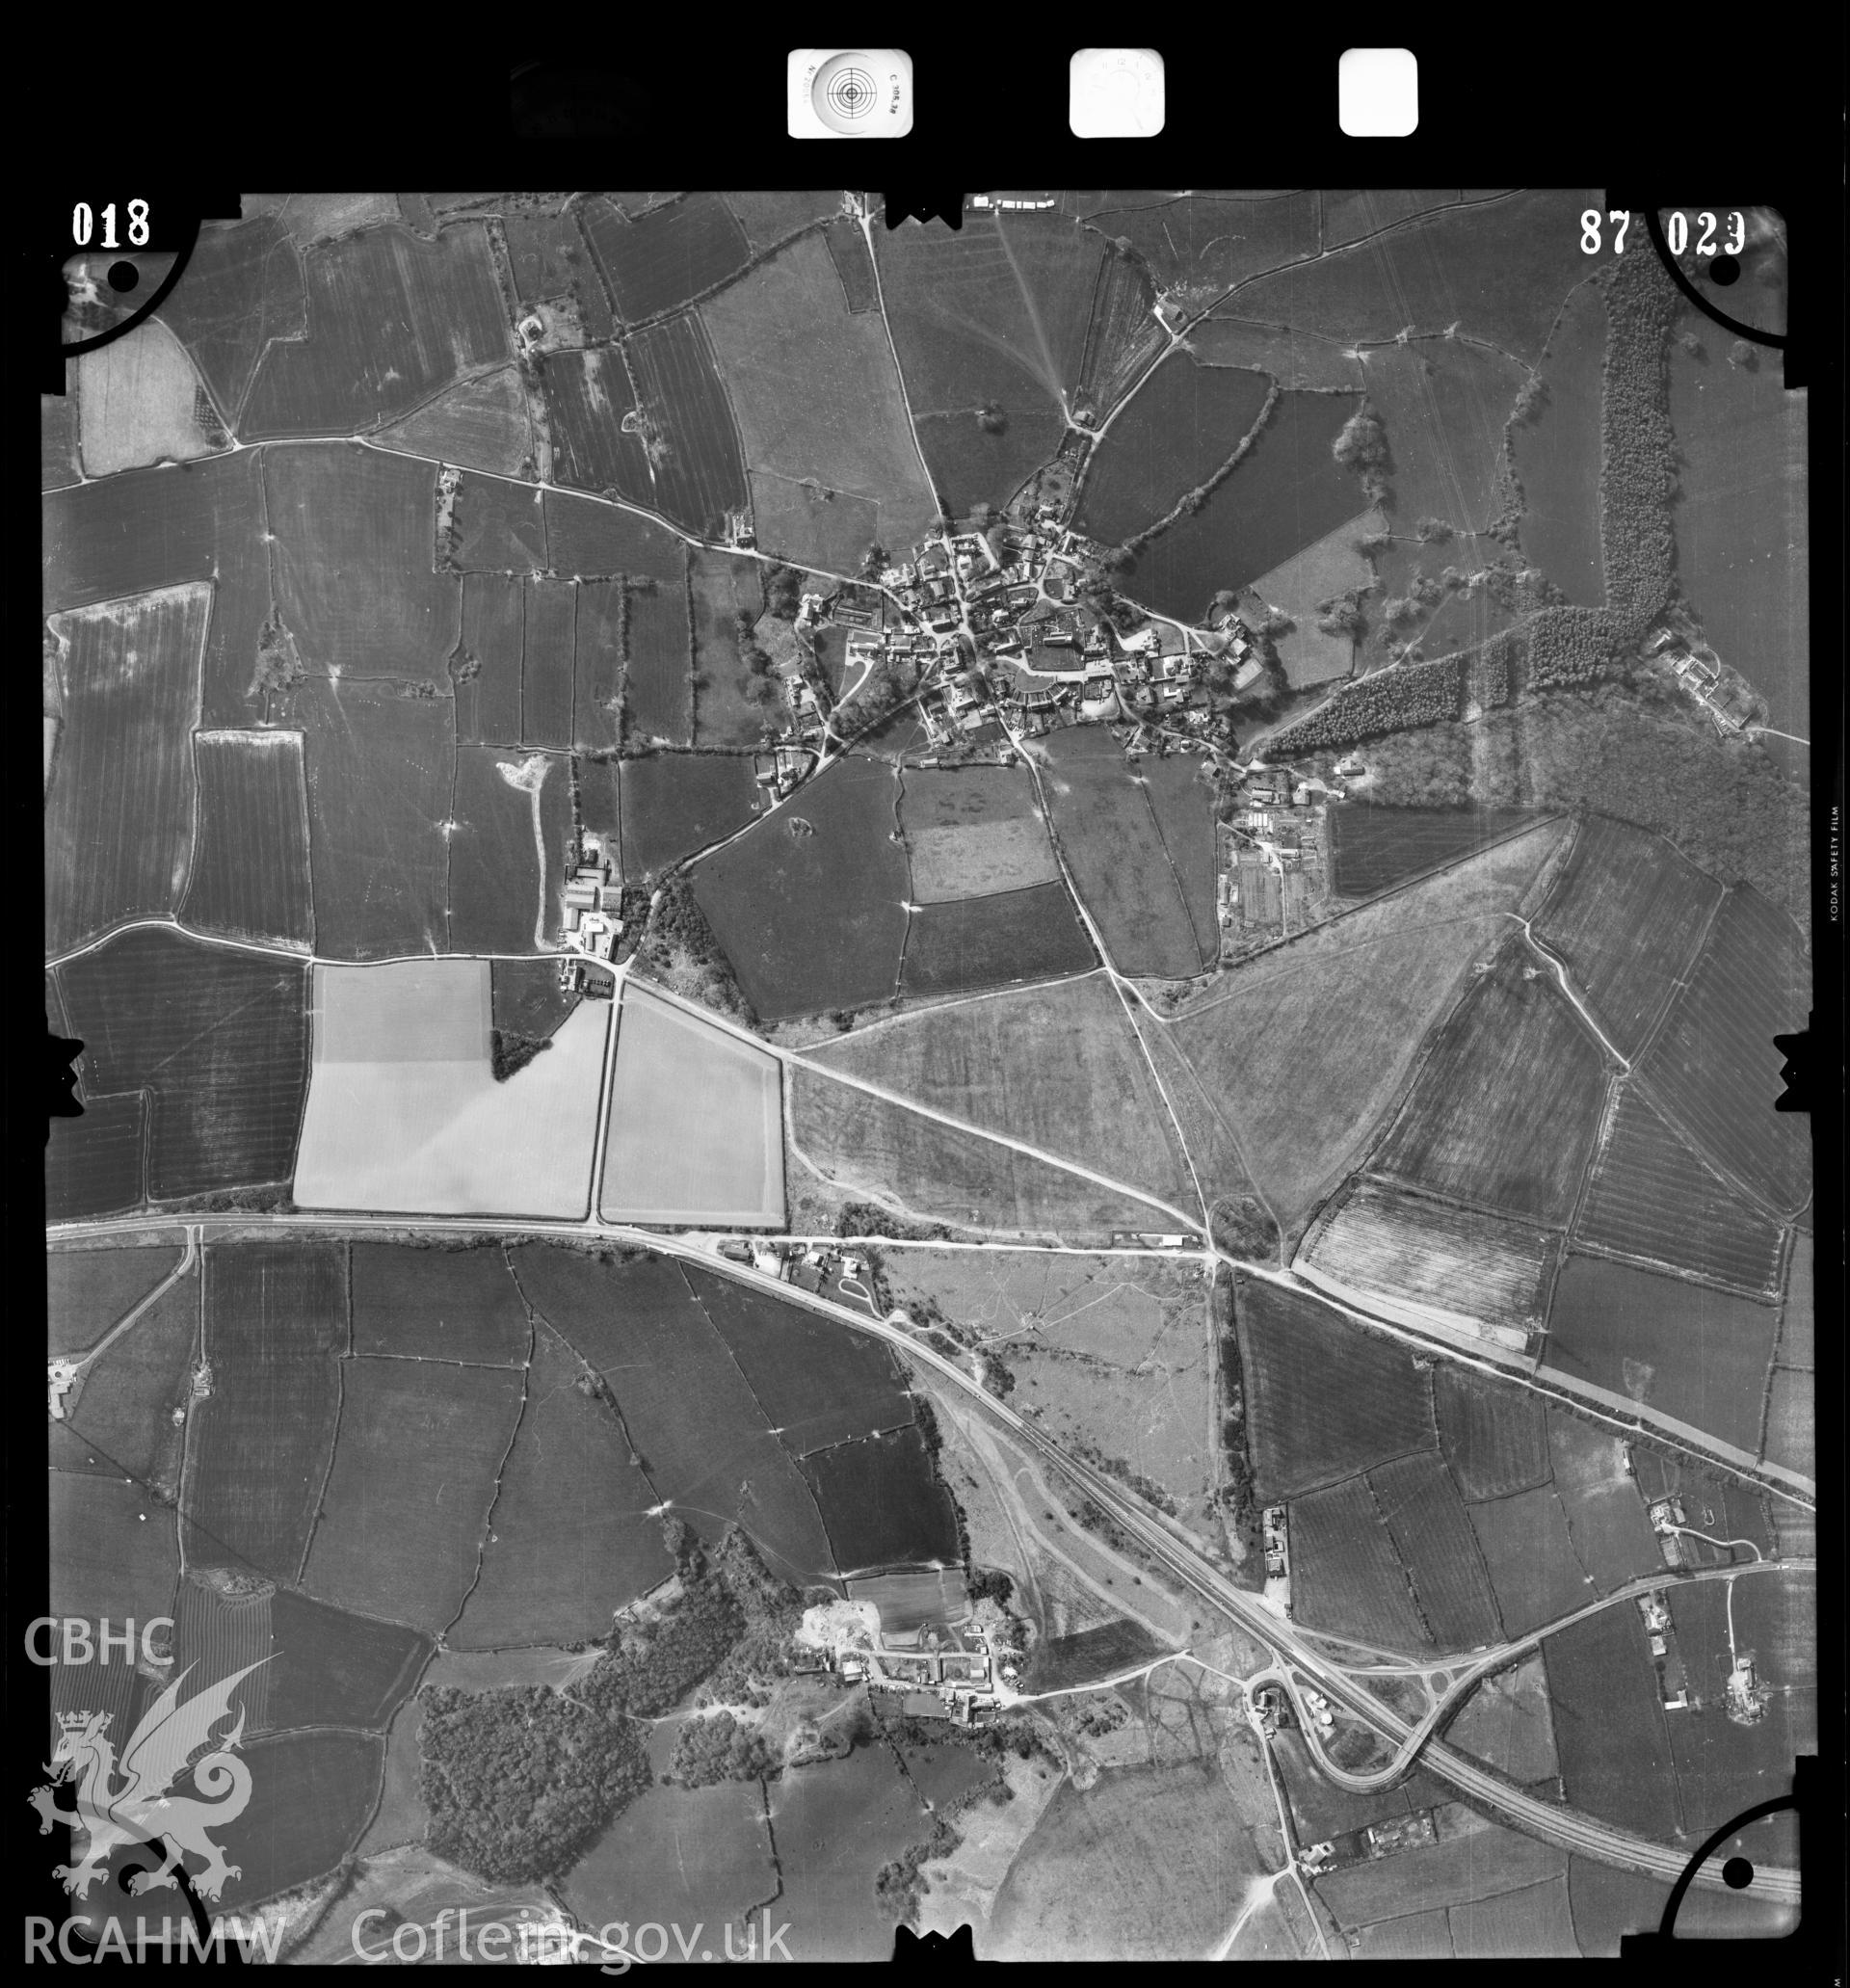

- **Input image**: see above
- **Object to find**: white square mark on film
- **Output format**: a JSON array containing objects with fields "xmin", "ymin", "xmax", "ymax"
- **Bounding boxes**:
[
  {"xmin": 1069, "ymin": 49, "xmax": 1165, "ymax": 139},
  {"xmin": 1339, "ymin": 48, "xmax": 1418, "ymax": 136}
]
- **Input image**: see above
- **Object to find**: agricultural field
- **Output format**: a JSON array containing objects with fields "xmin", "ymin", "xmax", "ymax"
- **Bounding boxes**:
[
  {"xmin": 503, "ymin": 208, "xmax": 609, "ymax": 331},
  {"xmin": 1041, "ymin": 726, "xmax": 1209, "ymax": 976},
  {"xmin": 1533, "ymin": 815, "xmax": 1724, "ymax": 1059},
  {"xmin": 75, "ymin": 319, "xmax": 218, "ymax": 474},
  {"xmin": 304, "ymin": 1357, "xmax": 524, "ymax": 1630},
  {"xmin": 1433, "ymin": 1364, "xmax": 1550, "ymax": 1501},
  {"xmin": 1544, "ymin": 1603, "xmax": 1682, "ymax": 1842},
  {"xmin": 243, "ymin": 223, "xmax": 509, "ymax": 437},
  {"xmin": 519, "ymin": 580, "xmax": 576, "ymax": 747},
  {"xmin": 623, "ymin": 570, "xmax": 694, "ymax": 742},
  {"xmin": 454, "ymin": 572, "xmax": 523, "ymax": 740},
  {"xmin": 44, "ymin": 584, "xmax": 209, "ymax": 956},
  {"xmin": 44, "ymin": 1092, "xmax": 145, "ymax": 1222},
  {"xmin": 265, "ymin": 445, "xmax": 460, "ymax": 681},
  {"xmin": 153, "ymin": 215, "xmax": 305, "ymax": 425},
  {"xmin": 1360, "ymin": 336, "xmax": 1526, "ymax": 534},
  {"xmin": 1367, "ymin": 945, "xmax": 1608, "ymax": 1227},
  {"xmin": 544, "ymin": 487, "xmax": 684, "ymax": 580},
  {"xmin": 1544, "ymin": 1254, "xmax": 1779, "ymax": 1455},
  {"xmin": 1567, "ymin": 1856, "xmax": 1796, "ymax": 1952},
  {"xmin": 1233, "ymin": 1276, "xmax": 1435, "ymax": 1502},
  {"xmin": 1141, "ymin": 755, "xmax": 1220, "ymax": 952},
  {"xmin": 54, "ymin": 928, "xmax": 308, "ymax": 1204},
  {"xmin": 1762, "ymin": 1367, "xmax": 1813, "ymax": 1478},
  {"xmin": 600, "ymin": 984, "xmax": 784, "ymax": 1226},
  {"xmin": 42, "ymin": 387, "xmax": 78, "ymax": 487},
  {"xmin": 62, "ymin": 1267, "xmax": 199, "ymax": 1490},
  {"xmin": 449, "ymin": 469, "xmax": 548, "ymax": 571},
  {"xmin": 1075, "ymin": 245, "xmax": 1164, "ymax": 416},
  {"xmin": 181, "ymin": 730, "xmax": 314, "ymax": 948},
  {"xmin": 1190, "ymin": 317, "xmax": 1365, "ymax": 390},
  {"xmin": 1094, "ymin": 191, "xmax": 1320, "ymax": 303},
  {"xmin": 584, "ymin": 191, "xmax": 750, "ymax": 323},
  {"xmin": 807, "ymin": 974, "xmax": 1193, "ymax": 1211},
  {"xmin": 572, "ymin": 579, "xmax": 625, "ymax": 753},
  {"xmin": 1574, "ymin": 1085, "xmax": 1787, "ymax": 1295},
  {"xmin": 702, "ymin": 232, "xmax": 938, "ymax": 568},
  {"xmin": 899, "ymin": 884, "xmax": 1097, "ymax": 996},
  {"xmin": 726, "ymin": 189, "xmax": 841, "ymax": 251},
  {"xmin": 1317, "ymin": 1825, "xmax": 1566, "ymax": 1929},
  {"xmin": 1329, "ymin": 803, "xmax": 1549, "ymax": 899},
  {"xmin": 1668, "ymin": 328, "xmax": 1809, "ymax": 757},
  {"xmin": 1322, "ymin": 189, "xmax": 1463, "ymax": 248},
  {"xmin": 263, "ymin": 1589, "xmax": 432, "ymax": 1733},
  {"xmin": 1074, "ymin": 356, "xmax": 1271, "ymax": 547},
  {"xmin": 802, "ymin": 1424, "xmax": 961, "ymax": 1572},
  {"xmin": 351, "ymin": 1243, "xmax": 529, "ymax": 1364},
  {"xmin": 1512, "ymin": 278, "xmax": 1606, "ymax": 606},
  {"xmin": 1243, "ymin": 508, "xmax": 1380, "ymax": 688},
  {"xmin": 625, "ymin": 315, "xmax": 749, "ymax": 535},
  {"xmin": 790, "ymin": 1064, "xmax": 1170, "ymax": 1241},
  {"xmin": 536, "ymin": 348, "xmax": 655, "ymax": 505},
  {"xmin": 48, "ymin": 1476, "xmax": 179, "ymax": 1626},
  {"xmin": 686, "ymin": 548, "xmax": 775, "ymax": 747},
  {"xmin": 181, "ymin": 1243, "xmax": 346, "ymax": 1584},
  {"xmin": 1286, "ymin": 1472, "xmax": 1429, "ymax": 1651},
  {"xmin": 692, "ymin": 754, "xmax": 908, "ymax": 1018},
  {"xmin": 295, "ymin": 680, "xmax": 453, "ymax": 957},
  {"xmin": 376, "ymin": 364, "xmax": 532, "ymax": 477},
  {"xmin": 507, "ymin": 1245, "xmax": 838, "ymax": 1586},
  {"xmin": 47, "ymin": 1245, "xmax": 181, "ymax": 1354},
  {"xmin": 822, "ymin": 216, "xmax": 878, "ymax": 310},
  {"xmin": 1444, "ymin": 1653, "xmax": 1560, "ymax": 1785},
  {"xmin": 1446, "ymin": 1876, "xmax": 1578, "ymax": 1959},
  {"xmin": 1123, "ymin": 392, "xmax": 1363, "ymax": 622},
  {"xmin": 1639, "ymin": 886, "xmax": 1811, "ymax": 1218},
  {"xmin": 211, "ymin": 1731, "xmax": 383, "ymax": 1909},
  {"xmin": 174, "ymin": 1580, "xmax": 274, "ymax": 1730},
  {"xmin": 620, "ymin": 749, "xmax": 759, "ymax": 880},
  {"xmin": 1165, "ymin": 819, "xmax": 1566, "ymax": 1224},
  {"xmin": 450, "ymin": 1322, "xmax": 676, "ymax": 1649},
  {"xmin": 1368, "ymin": 1450, "xmax": 1505, "ymax": 1649},
  {"xmin": 898, "ymin": 766, "xmax": 1060, "ymax": 901},
  {"xmin": 1546, "ymin": 1411, "xmax": 1662, "ymax": 1592},
  {"xmin": 294, "ymin": 960, "xmax": 606, "ymax": 1216}
]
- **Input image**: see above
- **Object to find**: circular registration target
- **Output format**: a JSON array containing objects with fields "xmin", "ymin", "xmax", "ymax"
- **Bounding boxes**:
[{"xmin": 813, "ymin": 52, "xmax": 880, "ymax": 134}]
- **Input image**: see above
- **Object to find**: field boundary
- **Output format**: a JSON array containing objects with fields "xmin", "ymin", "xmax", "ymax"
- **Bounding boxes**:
[
  {"xmin": 436, "ymin": 1303, "xmax": 539, "ymax": 1640},
  {"xmin": 1324, "ymin": 808, "xmax": 1571, "ymax": 919}
]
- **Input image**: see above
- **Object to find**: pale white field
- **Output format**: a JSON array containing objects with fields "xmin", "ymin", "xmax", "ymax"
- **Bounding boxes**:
[
  {"xmin": 77, "ymin": 320, "xmax": 215, "ymax": 475},
  {"xmin": 295, "ymin": 959, "xmax": 606, "ymax": 1216},
  {"xmin": 43, "ymin": 717, "xmax": 58, "ymax": 793},
  {"xmin": 599, "ymin": 984, "xmax": 784, "ymax": 1226}
]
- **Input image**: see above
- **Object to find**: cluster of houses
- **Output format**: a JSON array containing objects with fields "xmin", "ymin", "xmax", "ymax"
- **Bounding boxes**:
[
  {"xmin": 1215, "ymin": 765, "xmax": 1342, "ymax": 953},
  {"xmin": 832, "ymin": 1632, "xmax": 1004, "ymax": 1724},
  {"xmin": 1635, "ymin": 1587, "xmax": 1695, "ymax": 1713},
  {"xmin": 721, "ymin": 1237, "xmax": 869, "ymax": 1300},
  {"xmin": 1646, "ymin": 626, "xmax": 1758, "ymax": 733},
  {"xmin": 558, "ymin": 829, "xmax": 621, "ymax": 974}
]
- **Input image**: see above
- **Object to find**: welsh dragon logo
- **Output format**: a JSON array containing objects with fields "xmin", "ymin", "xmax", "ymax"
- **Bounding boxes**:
[{"xmin": 30, "ymin": 1659, "xmax": 268, "ymax": 1901}]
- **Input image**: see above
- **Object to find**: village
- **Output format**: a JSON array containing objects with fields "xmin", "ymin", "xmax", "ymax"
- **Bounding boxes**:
[{"xmin": 793, "ymin": 1590, "xmax": 1018, "ymax": 1728}]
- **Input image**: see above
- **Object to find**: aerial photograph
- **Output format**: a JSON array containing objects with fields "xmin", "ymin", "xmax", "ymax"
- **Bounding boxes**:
[{"xmin": 41, "ymin": 188, "xmax": 1812, "ymax": 1962}]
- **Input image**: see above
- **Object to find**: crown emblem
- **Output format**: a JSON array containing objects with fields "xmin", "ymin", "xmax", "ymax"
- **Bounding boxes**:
[{"xmin": 58, "ymin": 1710, "xmax": 108, "ymax": 1734}]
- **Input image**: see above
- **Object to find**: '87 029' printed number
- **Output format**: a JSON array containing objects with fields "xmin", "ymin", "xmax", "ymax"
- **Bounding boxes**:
[
  {"xmin": 1581, "ymin": 209, "xmax": 1746, "ymax": 256},
  {"xmin": 71, "ymin": 200, "xmax": 150, "ymax": 250}
]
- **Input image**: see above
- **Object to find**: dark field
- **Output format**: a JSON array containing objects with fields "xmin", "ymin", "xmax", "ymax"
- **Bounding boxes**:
[
  {"xmin": 1639, "ymin": 887, "xmax": 1811, "ymax": 1218},
  {"xmin": 183, "ymin": 1244, "xmax": 346, "ymax": 1582},
  {"xmin": 450, "ymin": 470, "xmax": 548, "ymax": 571},
  {"xmin": 153, "ymin": 216, "xmax": 305, "ymax": 422},
  {"xmin": 351, "ymin": 1242, "xmax": 530, "ymax": 1364},
  {"xmin": 304, "ymin": 1358, "xmax": 525, "ymax": 1630},
  {"xmin": 1330, "ymin": 804, "xmax": 1547, "ymax": 898},
  {"xmin": 1544, "ymin": 1604, "xmax": 1681, "ymax": 1842},
  {"xmin": 508, "ymin": 1245, "xmax": 838, "ymax": 1587},
  {"xmin": 1123, "ymin": 391, "xmax": 1362, "ymax": 622},
  {"xmin": 377, "ymin": 364, "xmax": 532, "ymax": 478},
  {"xmin": 1361, "ymin": 336, "xmax": 1525, "ymax": 535},
  {"xmin": 47, "ymin": 1246, "xmax": 180, "ymax": 1354},
  {"xmin": 1433, "ymin": 1364, "xmax": 1550, "ymax": 1501},
  {"xmin": 243, "ymin": 223, "xmax": 509, "ymax": 437},
  {"xmin": 182, "ymin": 732, "xmax": 314, "ymax": 948},
  {"xmin": 545, "ymin": 488, "xmax": 684, "ymax": 580},
  {"xmin": 683, "ymin": 1266, "xmax": 913, "ymax": 1456},
  {"xmin": 520, "ymin": 578, "xmax": 576, "ymax": 747},
  {"xmin": 1042, "ymin": 727, "xmax": 1208, "ymax": 976},
  {"xmin": 1288, "ymin": 1472, "xmax": 1430, "ymax": 1651},
  {"xmin": 1546, "ymin": 1411, "xmax": 1662, "ymax": 1592},
  {"xmin": 625, "ymin": 315, "xmax": 749, "ymax": 535},
  {"xmin": 899, "ymin": 884, "xmax": 1097, "ymax": 997},
  {"xmin": 823, "ymin": 216, "xmax": 878, "ymax": 310},
  {"xmin": 455, "ymin": 572, "xmax": 523, "ymax": 741},
  {"xmin": 1534, "ymin": 815, "xmax": 1723, "ymax": 1059},
  {"xmin": 1574, "ymin": 1085, "xmax": 1787, "ymax": 1295},
  {"xmin": 1024, "ymin": 1619, "xmax": 1168, "ymax": 1693},
  {"xmin": 42, "ymin": 452, "xmax": 270, "ymax": 729},
  {"xmin": 56, "ymin": 929, "xmax": 307, "ymax": 1203},
  {"xmin": 1141, "ymin": 756, "xmax": 1220, "ymax": 954},
  {"xmin": 1093, "ymin": 191, "xmax": 1320, "ymax": 296},
  {"xmin": 1234, "ymin": 1276, "xmax": 1435, "ymax": 1502},
  {"xmin": 622, "ymin": 570, "xmax": 694, "ymax": 742},
  {"xmin": 762, "ymin": 1748, "xmax": 930, "ymax": 1960},
  {"xmin": 1467, "ymin": 1486, "xmax": 1595, "ymax": 1638},
  {"xmin": 451, "ymin": 1322, "xmax": 676, "ymax": 1649},
  {"xmin": 45, "ymin": 1092, "xmax": 145, "ymax": 1223},
  {"xmin": 1075, "ymin": 356, "xmax": 1270, "ymax": 546},
  {"xmin": 693, "ymin": 755, "xmax": 907, "ymax": 1019},
  {"xmin": 1368, "ymin": 1451, "xmax": 1504, "ymax": 1650},
  {"xmin": 1513, "ymin": 278, "xmax": 1606, "ymax": 606},
  {"xmin": 1369, "ymin": 947, "xmax": 1606, "ymax": 1226},
  {"xmin": 492, "ymin": 953, "xmax": 581, "ymax": 1044},
  {"xmin": 572, "ymin": 578, "xmax": 624, "ymax": 751},
  {"xmin": 620, "ymin": 750, "xmax": 759, "ymax": 882},
  {"xmin": 1545, "ymin": 1255, "xmax": 1779, "ymax": 1454},
  {"xmin": 266, "ymin": 445, "xmax": 459, "ymax": 681},
  {"xmin": 45, "ymin": 586, "xmax": 208, "ymax": 955},
  {"xmin": 298, "ymin": 679, "xmax": 453, "ymax": 957},
  {"xmin": 586, "ymin": 191, "xmax": 749, "ymax": 322},
  {"xmin": 265, "ymin": 1590, "xmax": 431, "ymax": 1732},
  {"xmin": 802, "ymin": 1424, "xmax": 960, "ymax": 1573},
  {"xmin": 212, "ymin": 1731, "xmax": 383, "ymax": 1909},
  {"xmin": 539, "ymin": 348, "xmax": 655, "ymax": 508},
  {"xmin": 49, "ymin": 1476, "xmax": 179, "ymax": 1626},
  {"xmin": 63, "ymin": 1268, "xmax": 198, "ymax": 1489}
]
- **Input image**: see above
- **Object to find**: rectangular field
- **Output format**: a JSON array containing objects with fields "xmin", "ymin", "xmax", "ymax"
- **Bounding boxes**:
[
  {"xmin": 686, "ymin": 548, "xmax": 773, "ymax": 749},
  {"xmin": 626, "ymin": 315, "xmax": 748, "ymax": 536},
  {"xmin": 76, "ymin": 318, "xmax": 216, "ymax": 475},
  {"xmin": 726, "ymin": 190, "xmax": 840, "ymax": 252},
  {"xmin": 585, "ymin": 192, "xmax": 750, "ymax": 322},
  {"xmin": 1361, "ymin": 337, "xmax": 1526, "ymax": 534},
  {"xmin": 148, "ymin": 215, "xmax": 305, "ymax": 420},
  {"xmin": 1546, "ymin": 1410, "xmax": 1662, "ymax": 1591},
  {"xmin": 1368, "ymin": 1450, "xmax": 1504, "ymax": 1649},
  {"xmin": 899, "ymin": 884, "xmax": 1098, "ymax": 997},
  {"xmin": 623, "ymin": 569, "xmax": 694, "ymax": 743},
  {"xmin": 801, "ymin": 1424, "xmax": 962, "ymax": 1573},
  {"xmin": 45, "ymin": 1092, "xmax": 145, "ymax": 1223},
  {"xmin": 1329, "ymin": 804, "xmax": 1548, "ymax": 900},
  {"xmin": 351, "ymin": 1242, "xmax": 530, "ymax": 1365},
  {"xmin": 1286, "ymin": 1472, "xmax": 1430, "ymax": 1652},
  {"xmin": 1317, "ymin": 1828, "xmax": 1566, "ymax": 1926},
  {"xmin": 620, "ymin": 750, "xmax": 760, "ymax": 881},
  {"xmin": 1433, "ymin": 1365, "xmax": 1550, "ymax": 1501},
  {"xmin": 447, "ymin": 747, "xmax": 567, "ymax": 954},
  {"xmin": 519, "ymin": 578, "xmax": 576, "ymax": 748},
  {"xmin": 376, "ymin": 363, "xmax": 532, "ymax": 477},
  {"xmin": 455, "ymin": 572, "xmax": 523, "ymax": 742},
  {"xmin": 265, "ymin": 1589, "xmax": 432, "ymax": 1733},
  {"xmin": 1544, "ymin": 1254, "xmax": 1779, "ymax": 1454},
  {"xmin": 64, "ymin": 1268, "xmax": 199, "ymax": 1489},
  {"xmin": 1448, "ymin": 1877, "xmax": 1578, "ymax": 1959},
  {"xmin": 1233, "ymin": 1276, "xmax": 1435, "ymax": 1503},
  {"xmin": 450, "ymin": 470, "xmax": 548, "ymax": 571},
  {"xmin": 1543, "ymin": 1603, "xmax": 1681, "ymax": 1842},
  {"xmin": 899, "ymin": 765, "xmax": 1055, "ymax": 901},
  {"xmin": 51, "ymin": 1475, "xmax": 180, "ymax": 1626},
  {"xmin": 600, "ymin": 985, "xmax": 784, "ymax": 1226},
  {"xmin": 544, "ymin": 488, "xmax": 684, "ymax": 580},
  {"xmin": 294, "ymin": 959, "xmax": 607, "ymax": 1217},
  {"xmin": 538, "ymin": 348, "xmax": 655, "ymax": 507},
  {"xmin": 47, "ymin": 1245, "xmax": 181, "ymax": 1354},
  {"xmin": 1762, "ymin": 1366, "xmax": 1813, "ymax": 1477},
  {"xmin": 822, "ymin": 217, "xmax": 878, "ymax": 310},
  {"xmin": 1369, "ymin": 948, "xmax": 1607, "ymax": 1226},
  {"xmin": 45, "ymin": 585, "xmax": 209, "ymax": 955},
  {"xmin": 1574, "ymin": 1084, "xmax": 1787, "ymax": 1295},
  {"xmin": 572, "ymin": 578, "xmax": 624, "ymax": 751},
  {"xmin": 212, "ymin": 1730, "xmax": 383, "ymax": 1911},
  {"xmin": 181, "ymin": 730, "xmax": 314, "ymax": 948}
]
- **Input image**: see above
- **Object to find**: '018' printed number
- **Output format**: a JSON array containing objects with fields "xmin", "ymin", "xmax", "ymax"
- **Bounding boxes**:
[{"xmin": 72, "ymin": 199, "xmax": 150, "ymax": 250}]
